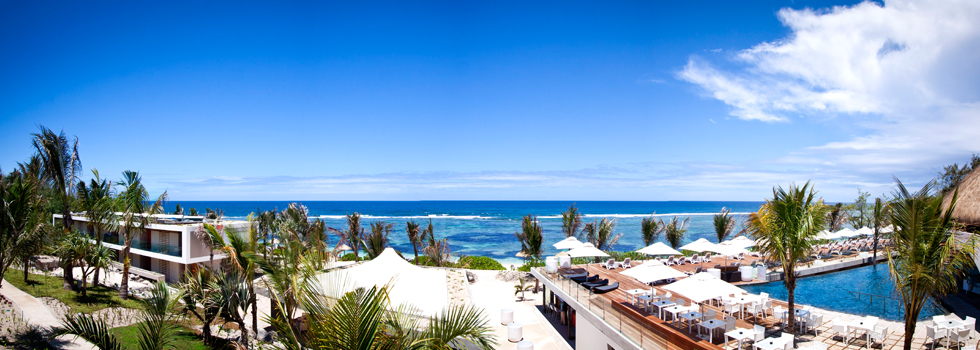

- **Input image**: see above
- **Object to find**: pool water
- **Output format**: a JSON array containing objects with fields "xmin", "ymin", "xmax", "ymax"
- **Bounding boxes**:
[{"xmin": 740, "ymin": 264, "xmax": 946, "ymax": 321}]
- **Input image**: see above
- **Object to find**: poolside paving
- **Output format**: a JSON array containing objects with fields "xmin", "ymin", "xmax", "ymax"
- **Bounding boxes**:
[{"xmin": 546, "ymin": 264, "xmax": 978, "ymax": 350}]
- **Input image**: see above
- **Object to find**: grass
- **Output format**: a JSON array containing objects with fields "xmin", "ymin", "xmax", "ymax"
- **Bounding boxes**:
[
  {"xmin": 3, "ymin": 268, "xmax": 142, "ymax": 314},
  {"xmin": 111, "ymin": 324, "xmax": 219, "ymax": 350}
]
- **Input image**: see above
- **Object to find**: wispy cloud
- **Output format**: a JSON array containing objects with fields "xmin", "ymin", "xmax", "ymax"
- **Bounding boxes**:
[{"xmin": 678, "ymin": 0, "xmax": 980, "ymax": 178}]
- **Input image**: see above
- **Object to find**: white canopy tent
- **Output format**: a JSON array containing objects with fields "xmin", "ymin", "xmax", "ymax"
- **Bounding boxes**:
[
  {"xmin": 621, "ymin": 262, "xmax": 687, "ymax": 284},
  {"xmin": 567, "ymin": 242, "xmax": 610, "ymax": 272},
  {"xmin": 663, "ymin": 272, "xmax": 746, "ymax": 304},
  {"xmin": 636, "ymin": 242, "xmax": 682, "ymax": 256},
  {"xmin": 553, "ymin": 237, "xmax": 584, "ymax": 250},
  {"xmin": 316, "ymin": 248, "xmax": 448, "ymax": 317}
]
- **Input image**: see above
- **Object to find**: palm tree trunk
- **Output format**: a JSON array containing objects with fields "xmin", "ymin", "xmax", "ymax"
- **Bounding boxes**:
[
  {"xmin": 412, "ymin": 245, "xmax": 418, "ymax": 265},
  {"xmin": 93, "ymin": 229, "xmax": 102, "ymax": 286},
  {"xmin": 23, "ymin": 256, "xmax": 30, "ymax": 283},
  {"xmin": 872, "ymin": 232, "xmax": 879, "ymax": 266},
  {"xmin": 238, "ymin": 321, "xmax": 248, "ymax": 349},
  {"xmin": 250, "ymin": 281, "xmax": 257, "ymax": 336},
  {"xmin": 62, "ymin": 260, "xmax": 74, "ymax": 291},
  {"xmin": 119, "ymin": 246, "xmax": 131, "ymax": 299}
]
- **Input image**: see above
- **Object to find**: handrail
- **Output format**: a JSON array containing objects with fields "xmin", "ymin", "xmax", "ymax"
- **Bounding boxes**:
[{"xmin": 848, "ymin": 290, "xmax": 900, "ymax": 314}]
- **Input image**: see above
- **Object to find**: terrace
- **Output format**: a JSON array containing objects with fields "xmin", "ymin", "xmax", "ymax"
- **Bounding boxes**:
[{"xmin": 532, "ymin": 260, "xmax": 974, "ymax": 350}]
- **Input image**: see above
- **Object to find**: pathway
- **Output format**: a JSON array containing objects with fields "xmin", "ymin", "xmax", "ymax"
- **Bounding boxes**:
[
  {"xmin": 0, "ymin": 279, "xmax": 97, "ymax": 350},
  {"xmin": 467, "ymin": 270, "xmax": 573, "ymax": 350}
]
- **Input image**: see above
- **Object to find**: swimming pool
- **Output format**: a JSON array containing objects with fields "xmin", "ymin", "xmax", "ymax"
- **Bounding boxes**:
[{"xmin": 739, "ymin": 264, "xmax": 946, "ymax": 321}]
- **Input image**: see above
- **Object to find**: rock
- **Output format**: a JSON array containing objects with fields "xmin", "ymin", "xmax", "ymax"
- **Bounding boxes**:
[
  {"xmin": 465, "ymin": 271, "xmax": 478, "ymax": 284},
  {"xmin": 495, "ymin": 270, "xmax": 528, "ymax": 282}
]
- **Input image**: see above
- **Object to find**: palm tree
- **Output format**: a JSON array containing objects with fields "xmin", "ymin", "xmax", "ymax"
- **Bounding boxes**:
[
  {"xmin": 747, "ymin": 182, "xmax": 828, "ymax": 332},
  {"xmin": 826, "ymin": 203, "xmax": 848, "ymax": 231},
  {"xmin": 75, "ymin": 169, "xmax": 116, "ymax": 286},
  {"xmin": 405, "ymin": 221, "xmax": 423, "ymax": 264},
  {"xmin": 224, "ymin": 213, "xmax": 261, "ymax": 337},
  {"xmin": 561, "ymin": 204, "xmax": 582, "ymax": 239},
  {"xmin": 197, "ymin": 223, "xmax": 225, "ymax": 267},
  {"xmin": 267, "ymin": 279, "xmax": 497, "ymax": 350},
  {"xmin": 116, "ymin": 170, "xmax": 168, "ymax": 299},
  {"xmin": 329, "ymin": 213, "xmax": 364, "ymax": 262},
  {"xmin": 664, "ymin": 216, "xmax": 690, "ymax": 249},
  {"xmin": 32, "ymin": 126, "xmax": 81, "ymax": 290},
  {"xmin": 180, "ymin": 268, "xmax": 221, "ymax": 343},
  {"xmin": 57, "ymin": 281, "xmax": 183, "ymax": 350},
  {"xmin": 870, "ymin": 197, "xmax": 889, "ymax": 265},
  {"xmin": 886, "ymin": 179, "xmax": 976, "ymax": 350},
  {"xmin": 0, "ymin": 170, "xmax": 49, "ymax": 288},
  {"xmin": 587, "ymin": 218, "xmax": 621, "ymax": 251},
  {"xmin": 713, "ymin": 207, "xmax": 737, "ymax": 243},
  {"xmin": 640, "ymin": 214, "xmax": 664, "ymax": 246},
  {"xmin": 364, "ymin": 221, "xmax": 393, "ymax": 259},
  {"xmin": 422, "ymin": 219, "xmax": 452, "ymax": 267},
  {"xmin": 514, "ymin": 215, "xmax": 544, "ymax": 263},
  {"xmin": 31, "ymin": 126, "xmax": 81, "ymax": 230}
]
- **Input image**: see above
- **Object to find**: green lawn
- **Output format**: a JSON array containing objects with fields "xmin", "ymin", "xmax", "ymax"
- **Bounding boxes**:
[
  {"xmin": 111, "ymin": 324, "xmax": 216, "ymax": 350},
  {"xmin": 3, "ymin": 268, "xmax": 142, "ymax": 314}
]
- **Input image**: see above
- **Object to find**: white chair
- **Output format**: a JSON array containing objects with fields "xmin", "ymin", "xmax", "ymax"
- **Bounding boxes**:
[
  {"xmin": 934, "ymin": 315, "xmax": 948, "ymax": 324},
  {"xmin": 724, "ymin": 316, "xmax": 737, "ymax": 332},
  {"xmin": 622, "ymin": 258, "xmax": 632, "ymax": 269},
  {"xmin": 600, "ymin": 259, "xmax": 616, "ymax": 270},
  {"xmin": 773, "ymin": 306, "xmax": 786, "ymax": 327},
  {"xmin": 752, "ymin": 325, "xmax": 766, "ymax": 344},
  {"xmin": 747, "ymin": 303, "xmax": 764, "ymax": 322},
  {"xmin": 832, "ymin": 319, "xmax": 849, "ymax": 343},
  {"xmin": 951, "ymin": 328, "xmax": 973, "ymax": 349},
  {"xmin": 723, "ymin": 303, "xmax": 739, "ymax": 319},
  {"xmin": 962, "ymin": 316, "xmax": 976, "ymax": 337},
  {"xmin": 704, "ymin": 253, "xmax": 713, "ymax": 262},
  {"xmin": 760, "ymin": 292, "xmax": 769, "ymax": 300},
  {"xmin": 926, "ymin": 325, "xmax": 943, "ymax": 350},
  {"xmin": 805, "ymin": 314, "xmax": 824, "ymax": 336},
  {"xmin": 779, "ymin": 332, "xmax": 794, "ymax": 350},
  {"xmin": 691, "ymin": 253, "xmax": 700, "ymax": 264},
  {"xmin": 702, "ymin": 309, "xmax": 716, "ymax": 322},
  {"xmin": 763, "ymin": 300, "xmax": 774, "ymax": 319},
  {"xmin": 868, "ymin": 326, "xmax": 888, "ymax": 349}
]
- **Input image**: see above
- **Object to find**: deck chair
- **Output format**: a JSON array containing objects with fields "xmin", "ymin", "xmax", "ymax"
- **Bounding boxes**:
[
  {"xmin": 592, "ymin": 282, "xmax": 619, "ymax": 294},
  {"xmin": 582, "ymin": 279, "xmax": 609, "ymax": 289},
  {"xmin": 600, "ymin": 259, "xmax": 617, "ymax": 270},
  {"xmin": 622, "ymin": 258, "xmax": 632, "ymax": 268},
  {"xmin": 704, "ymin": 253, "xmax": 713, "ymax": 262}
]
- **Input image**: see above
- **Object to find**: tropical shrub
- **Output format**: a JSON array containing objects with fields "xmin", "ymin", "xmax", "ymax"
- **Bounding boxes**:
[{"xmin": 458, "ymin": 256, "xmax": 505, "ymax": 270}]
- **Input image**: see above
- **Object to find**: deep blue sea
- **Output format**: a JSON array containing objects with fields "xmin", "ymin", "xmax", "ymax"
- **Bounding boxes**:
[{"xmin": 165, "ymin": 201, "xmax": 762, "ymax": 266}]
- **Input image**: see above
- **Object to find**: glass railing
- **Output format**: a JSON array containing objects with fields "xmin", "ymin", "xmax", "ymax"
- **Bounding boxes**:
[
  {"xmin": 537, "ymin": 267, "xmax": 698, "ymax": 350},
  {"xmin": 148, "ymin": 244, "xmax": 182, "ymax": 257}
]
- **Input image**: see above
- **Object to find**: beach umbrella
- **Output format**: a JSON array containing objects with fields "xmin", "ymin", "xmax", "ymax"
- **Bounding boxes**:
[
  {"xmin": 664, "ymin": 272, "xmax": 746, "ymax": 308},
  {"xmin": 708, "ymin": 244, "xmax": 750, "ymax": 266},
  {"xmin": 835, "ymin": 227, "xmax": 859, "ymax": 238},
  {"xmin": 621, "ymin": 263, "xmax": 687, "ymax": 284},
  {"xmin": 567, "ymin": 242, "xmax": 610, "ymax": 273},
  {"xmin": 854, "ymin": 226, "xmax": 874, "ymax": 236},
  {"xmin": 555, "ymin": 251, "xmax": 570, "ymax": 257},
  {"xmin": 553, "ymin": 237, "xmax": 584, "ymax": 250},
  {"xmin": 816, "ymin": 230, "xmax": 836, "ymax": 240},
  {"xmin": 515, "ymin": 251, "xmax": 529, "ymax": 258},
  {"xmin": 721, "ymin": 236, "xmax": 755, "ymax": 250},
  {"xmin": 636, "ymin": 242, "xmax": 682, "ymax": 256},
  {"xmin": 880, "ymin": 225, "xmax": 894, "ymax": 234},
  {"xmin": 679, "ymin": 238, "xmax": 718, "ymax": 268}
]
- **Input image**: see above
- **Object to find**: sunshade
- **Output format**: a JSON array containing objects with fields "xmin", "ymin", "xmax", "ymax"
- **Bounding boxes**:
[
  {"xmin": 880, "ymin": 225, "xmax": 894, "ymax": 234},
  {"xmin": 636, "ymin": 242, "xmax": 682, "ymax": 256},
  {"xmin": 679, "ymin": 238, "xmax": 717, "ymax": 252},
  {"xmin": 816, "ymin": 230, "xmax": 837, "ymax": 240},
  {"xmin": 720, "ymin": 236, "xmax": 755, "ymax": 249},
  {"xmin": 854, "ymin": 227, "xmax": 874, "ymax": 236},
  {"xmin": 835, "ymin": 227, "xmax": 859, "ymax": 238},
  {"xmin": 567, "ymin": 242, "xmax": 610, "ymax": 258},
  {"xmin": 553, "ymin": 237, "xmax": 584, "ymax": 250},
  {"xmin": 335, "ymin": 243, "xmax": 352, "ymax": 251},
  {"xmin": 663, "ymin": 272, "xmax": 746, "ymax": 303},
  {"xmin": 709, "ymin": 244, "xmax": 750, "ymax": 257},
  {"xmin": 515, "ymin": 251, "xmax": 528, "ymax": 258},
  {"xmin": 621, "ymin": 263, "xmax": 687, "ymax": 284}
]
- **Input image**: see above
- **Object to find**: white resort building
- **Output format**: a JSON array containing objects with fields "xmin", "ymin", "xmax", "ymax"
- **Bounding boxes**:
[{"xmin": 53, "ymin": 213, "xmax": 247, "ymax": 282}]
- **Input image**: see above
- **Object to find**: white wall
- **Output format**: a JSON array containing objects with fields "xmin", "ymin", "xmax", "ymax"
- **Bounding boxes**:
[{"xmin": 576, "ymin": 312, "xmax": 617, "ymax": 350}]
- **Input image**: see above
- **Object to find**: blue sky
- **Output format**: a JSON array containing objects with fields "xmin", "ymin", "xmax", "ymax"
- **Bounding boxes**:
[{"xmin": 2, "ymin": 0, "xmax": 978, "ymax": 201}]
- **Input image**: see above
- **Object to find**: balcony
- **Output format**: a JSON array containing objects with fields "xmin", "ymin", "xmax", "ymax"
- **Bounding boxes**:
[{"xmin": 130, "ymin": 239, "xmax": 182, "ymax": 257}]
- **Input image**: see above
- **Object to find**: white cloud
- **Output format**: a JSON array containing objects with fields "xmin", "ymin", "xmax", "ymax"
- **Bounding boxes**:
[{"xmin": 679, "ymin": 0, "xmax": 980, "ymax": 175}]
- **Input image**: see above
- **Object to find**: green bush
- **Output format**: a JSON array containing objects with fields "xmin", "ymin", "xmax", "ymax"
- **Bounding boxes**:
[
  {"xmin": 457, "ymin": 256, "xmax": 505, "ymax": 270},
  {"xmin": 340, "ymin": 253, "xmax": 366, "ymax": 261}
]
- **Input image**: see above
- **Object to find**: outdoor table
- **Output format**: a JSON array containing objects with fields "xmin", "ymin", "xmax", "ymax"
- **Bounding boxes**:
[
  {"xmin": 636, "ymin": 294, "xmax": 655, "ymax": 312},
  {"xmin": 848, "ymin": 318, "xmax": 879, "ymax": 344},
  {"xmin": 778, "ymin": 308, "xmax": 810, "ymax": 330},
  {"xmin": 936, "ymin": 319, "xmax": 966, "ymax": 347},
  {"xmin": 662, "ymin": 305, "xmax": 692, "ymax": 326},
  {"xmin": 726, "ymin": 328, "xmax": 756, "ymax": 350},
  {"xmin": 680, "ymin": 311, "xmax": 703, "ymax": 333},
  {"xmin": 724, "ymin": 295, "xmax": 761, "ymax": 319},
  {"xmin": 699, "ymin": 319, "xmax": 726, "ymax": 342},
  {"xmin": 625, "ymin": 289, "xmax": 649, "ymax": 305},
  {"xmin": 651, "ymin": 300, "xmax": 676, "ymax": 319},
  {"xmin": 753, "ymin": 337, "xmax": 786, "ymax": 350}
]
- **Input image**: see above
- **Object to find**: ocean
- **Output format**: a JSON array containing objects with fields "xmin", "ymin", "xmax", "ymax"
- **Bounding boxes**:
[{"xmin": 165, "ymin": 201, "xmax": 763, "ymax": 266}]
